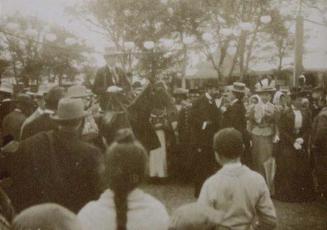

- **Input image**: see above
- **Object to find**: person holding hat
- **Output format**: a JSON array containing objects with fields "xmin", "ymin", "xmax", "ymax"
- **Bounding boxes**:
[
  {"xmin": 78, "ymin": 129, "xmax": 169, "ymax": 230},
  {"xmin": 189, "ymin": 82, "xmax": 222, "ymax": 197},
  {"xmin": 274, "ymin": 89, "xmax": 315, "ymax": 202},
  {"xmin": 5, "ymin": 98, "xmax": 102, "ymax": 212},
  {"xmin": 248, "ymin": 86, "xmax": 278, "ymax": 193},
  {"xmin": 20, "ymin": 86, "xmax": 65, "ymax": 140},
  {"xmin": 198, "ymin": 128, "xmax": 277, "ymax": 230},
  {"xmin": 92, "ymin": 47, "xmax": 132, "ymax": 111}
]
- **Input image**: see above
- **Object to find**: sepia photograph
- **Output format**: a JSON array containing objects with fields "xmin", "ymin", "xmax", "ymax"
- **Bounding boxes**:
[{"xmin": 0, "ymin": 0, "xmax": 326, "ymax": 229}]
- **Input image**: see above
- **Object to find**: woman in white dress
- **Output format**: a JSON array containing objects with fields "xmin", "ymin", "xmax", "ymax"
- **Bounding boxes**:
[{"xmin": 149, "ymin": 109, "xmax": 169, "ymax": 181}]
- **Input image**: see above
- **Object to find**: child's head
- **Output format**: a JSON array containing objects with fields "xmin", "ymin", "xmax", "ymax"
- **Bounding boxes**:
[{"xmin": 213, "ymin": 128, "xmax": 244, "ymax": 164}]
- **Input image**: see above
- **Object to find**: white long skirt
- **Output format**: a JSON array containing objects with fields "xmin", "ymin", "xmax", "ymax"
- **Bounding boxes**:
[{"xmin": 149, "ymin": 129, "xmax": 168, "ymax": 178}]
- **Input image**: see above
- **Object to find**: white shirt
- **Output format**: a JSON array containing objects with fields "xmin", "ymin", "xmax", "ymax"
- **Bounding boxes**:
[
  {"xmin": 198, "ymin": 165, "xmax": 277, "ymax": 230},
  {"xmin": 78, "ymin": 189, "xmax": 169, "ymax": 230}
]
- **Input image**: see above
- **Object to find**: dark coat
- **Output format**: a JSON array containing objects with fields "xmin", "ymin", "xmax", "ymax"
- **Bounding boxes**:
[
  {"xmin": 189, "ymin": 95, "xmax": 222, "ymax": 197},
  {"xmin": 2, "ymin": 110, "xmax": 26, "ymax": 143},
  {"xmin": 311, "ymin": 107, "xmax": 327, "ymax": 196},
  {"xmin": 92, "ymin": 66, "xmax": 131, "ymax": 96},
  {"xmin": 5, "ymin": 129, "xmax": 103, "ymax": 213},
  {"xmin": 20, "ymin": 113, "xmax": 58, "ymax": 140},
  {"xmin": 222, "ymin": 100, "xmax": 247, "ymax": 135},
  {"xmin": 274, "ymin": 108, "xmax": 315, "ymax": 202},
  {"xmin": 190, "ymin": 96, "xmax": 222, "ymax": 149}
]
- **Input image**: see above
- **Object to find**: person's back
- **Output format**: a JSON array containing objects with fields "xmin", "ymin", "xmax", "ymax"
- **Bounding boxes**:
[
  {"xmin": 20, "ymin": 112, "xmax": 57, "ymax": 140},
  {"xmin": 7, "ymin": 98, "xmax": 102, "ymax": 212},
  {"xmin": 78, "ymin": 188, "xmax": 169, "ymax": 230},
  {"xmin": 198, "ymin": 128, "xmax": 277, "ymax": 230},
  {"xmin": 78, "ymin": 129, "xmax": 169, "ymax": 230},
  {"xmin": 12, "ymin": 203, "xmax": 82, "ymax": 230},
  {"xmin": 199, "ymin": 165, "xmax": 275, "ymax": 229}
]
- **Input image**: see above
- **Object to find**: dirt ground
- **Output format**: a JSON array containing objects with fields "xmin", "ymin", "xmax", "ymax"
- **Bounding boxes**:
[{"xmin": 142, "ymin": 183, "xmax": 327, "ymax": 230}]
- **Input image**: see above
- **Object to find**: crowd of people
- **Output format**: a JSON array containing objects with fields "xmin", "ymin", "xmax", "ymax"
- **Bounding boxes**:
[{"xmin": 0, "ymin": 52, "xmax": 325, "ymax": 229}]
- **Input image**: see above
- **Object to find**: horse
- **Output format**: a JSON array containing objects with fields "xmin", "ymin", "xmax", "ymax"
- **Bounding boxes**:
[{"xmin": 97, "ymin": 80, "xmax": 176, "ymax": 152}]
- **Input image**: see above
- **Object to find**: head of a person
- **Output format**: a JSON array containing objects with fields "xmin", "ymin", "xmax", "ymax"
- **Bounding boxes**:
[
  {"xmin": 45, "ymin": 86, "xmax": 65, "ymax": 111},
  {"xmin": 66, "ymin": 85, "xmax": 92, "ymax": 109},
  {"xmin": 15, "ymin": 94, "xmax": 34, "ymax": 116},
  {"xmin": 257, "ymin": 88, "xmax": 274, "ymax": 104},
  {"xmin": 250, "ymin": 95, "xmax": 260, "ymax": 105},
  {"xmin": 204, "ymin": 82, "xmax": 219, "ymax": 98},
  {"xmin": 290, "ymin": 91, "xmax": 304, "ymax": 110},
  {"xmin": 213, "ymin": 128, "xmax": 244, "ymax": 165},
  {"xmin": 11, "ymin": 203, "xmax": 82, "ymax": 230},
  {"xmin": 230, "ymin": 82, "xmax": 246, "ymax": 101},
  {"xmin": 173, "ymin": 88, "xmax": 189, "ymax": 104},
  {"xmin": 51, "ymin": 98, "xmax": 87, "ymax": 134},
  {"xmin": 103, "ymin": 129, "xmax": 147, "ymax": 230}
]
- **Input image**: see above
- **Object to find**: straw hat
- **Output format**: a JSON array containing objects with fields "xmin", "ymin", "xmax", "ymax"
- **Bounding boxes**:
[
  {"xmin": 255, "ymin": 86, "xmax": 276, "ymax": 94},
  {"xmin": 231, "ymin": 82, "xmax": 246, "ymax": 93}
]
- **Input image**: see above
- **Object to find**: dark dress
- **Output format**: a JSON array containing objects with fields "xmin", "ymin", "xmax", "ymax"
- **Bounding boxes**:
[
  {"xmin": 190, "ymin": 95, "xmax": 222, "ymax": 197},
  {"xmin": 4, "ymin": 129, "xmax": 102, "ymax": 212},
  {"xmin": 274, "ymin": 108, "xmax": 315, "ymax": 202}
]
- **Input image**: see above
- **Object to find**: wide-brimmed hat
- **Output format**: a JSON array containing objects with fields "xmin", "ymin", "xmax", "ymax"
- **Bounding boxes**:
[
  {"xmin": 231, "ymin": 82, "xmax": 246, "ymax": 93},
  {"xmin": 255, "ymin": 86, "xmax": 276, "ymax": 94},
  {"xmin": 50, "ymin": 98, "xmax": 88, "ymax": 121},
  {"xmin": 66, "ymin": 85, "xmax": 92, "ymax": 98}
]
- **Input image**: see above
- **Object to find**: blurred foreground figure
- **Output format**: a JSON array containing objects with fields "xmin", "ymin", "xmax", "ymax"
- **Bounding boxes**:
[
  {"xmin": 5, "ymin": 98, "xmax": 102, "ymax": 212},
  {"xmin": 12, "ymin": 203, "xmax": 82, "ymax": 230},
  {"xmin": 78, "ymin": 129, "xmax": 169, "ymax": 230},
  {"xmin": 169, "ymin": 202, "xmax": 225, "ymax": 230},
  {"xmin": 2, "ymin": 94, "xmax": 33, "ymax": 145},
  {"xmin": 311, "ymin": 92, "xmax": 327, "ymax": 200},
  {"xmin": 198, "ymin": 128, "xmax": 277, "ymax": 230}
]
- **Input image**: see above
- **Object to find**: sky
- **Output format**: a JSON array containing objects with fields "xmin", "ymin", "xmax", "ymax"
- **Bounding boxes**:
[{"xmin": 0, "ymin": 0, "xmax": 326, "ymax": 70}]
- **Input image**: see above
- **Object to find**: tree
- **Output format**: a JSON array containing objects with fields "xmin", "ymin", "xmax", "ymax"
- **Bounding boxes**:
[{"xmin": 0, "ymin": 14, "xmax": 92, "ymax": 88}]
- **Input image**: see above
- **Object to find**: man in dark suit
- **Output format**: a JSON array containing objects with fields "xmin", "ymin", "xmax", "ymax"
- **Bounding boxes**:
[
  {"xmin": 222, "ymin": 82, "xmax": 250, "ymax": 165},
  {"xmin": 4, "ymin": 98, "xmax": 102, "ymax": 212},
  {"xmin": 92, "ymin": 47, "xmax": 131, "ymax": 110},
  {"xmin": 190, "ymin": 82, "xmax": 222, "ymax": 197},
  {"xmin": 20, "ymin": 86, "xmax": 65, "ymax": 140},
  {"xmin": 311, "ymin": 95, "xmax": 327, "ymax": 199}
]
